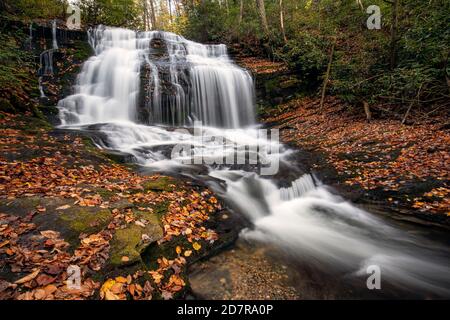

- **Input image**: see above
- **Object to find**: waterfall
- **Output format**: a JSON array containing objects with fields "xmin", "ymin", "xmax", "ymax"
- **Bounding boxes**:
[
  {"xmin": 279, "ymin": 174, "xmax": 316, "ymax": 201},
  {"xmin": 58, "ymin": 27, "xmax": 254, "ymax": 128},
  {"xmin": 52, "ymin": 20, "xmax": 58, "ymax": 49},
  {"xmin": 59, "ymin": 27, "xmax": 140, "ymax": 124},
  {"xmin": 58, "ymin": 26, "xmax": 450, "ymax": 297},
  {"xmin": 39, "ymin": 49, "xmax": 54, "ymax": 76},
  {"xmin": 38, "ymin": 76, "xmax": 46, "ymax": 98}
]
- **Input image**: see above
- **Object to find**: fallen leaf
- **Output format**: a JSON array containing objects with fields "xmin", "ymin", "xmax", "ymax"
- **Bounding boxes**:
[
  {"xmin": 184, "ymin": 250, "xmax": 192, "ymax": 257},
  {"xmin": 34, "ymin": 289, "xmax": 47, "ymax": 300},
  {"xmin": 15, "ymin": 269, "xmax": 40, "ymax": 284},
  {"xmin": 56, "ymin": 205, "xmax": 71, "ymax": 210},
  {"xmin": 40, "ymin": 230, "xmax": 60, "ymax": 239},
  {"xmin": 161, "ymin": 290, "xmax": 173, "ymax": 300}
]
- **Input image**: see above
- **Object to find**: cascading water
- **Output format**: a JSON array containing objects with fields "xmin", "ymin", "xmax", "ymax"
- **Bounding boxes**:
[
  {"xmin": 59, "ymin": 27, "xmax": 254, "ymax": 128},
  {"xmin": 52, "ymin": 20, "xmax": 58, "ymax": 49},
  {"xmin": 58, "ymin": 26, "xmax": 450, "ymax": 298}
]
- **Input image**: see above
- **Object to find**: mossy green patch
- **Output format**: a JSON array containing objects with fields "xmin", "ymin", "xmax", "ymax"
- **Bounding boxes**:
[
  {"xmin": 94, "ymin": 188, "xmax": 116, "ymax": 201},
  {"xmin": 110, "ymin": 224, "xmax": 143, "ymax": 266},
  {"xmin": 109, "ymin": 210, "xmax": 163, "ymax": 267},
  {"xmin": 143, "ymin": 176, "xmax": 176, "ymax": 192},
  {"xmin": 59, "ymin": 207, "xmax": 112, "ymax": 234}
]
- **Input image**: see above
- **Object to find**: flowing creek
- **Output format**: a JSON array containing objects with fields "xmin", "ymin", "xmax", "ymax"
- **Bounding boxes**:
[{"xmin": 57, "ymin": 26, "xmax": 450, "ymax": 299}]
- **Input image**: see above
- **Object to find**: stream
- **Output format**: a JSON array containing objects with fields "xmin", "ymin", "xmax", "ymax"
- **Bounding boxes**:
[{"xmin": 56, "ymin": 26, "xmax": 450, "ymax": 299}]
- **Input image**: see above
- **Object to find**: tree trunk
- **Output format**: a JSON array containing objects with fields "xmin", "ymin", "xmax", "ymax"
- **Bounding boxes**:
[
  {"xmin": 142, "ymin": 0, "xmax": 149, "ymax": 31},
  {"xmin": 149, "ymin": 0, "xmax": 157, "ymax": 30},
  {"xmin": 168, "ymin": 0, "xmax": 173, "ymax": 23},
  {"xmin": 320, "ymin": 38, "xmax": 336, "ymax": 111},
  {"xmin": 279, "ymin": 0, "xmax": 287, "ymax": 43},
  {"xmin": 255, "ymin": 0, "xmax": 269, "ymax": 35},
  {"xmin": 390, "ymin": 0, "xmax": 399, "ymax": 69},
  {"xmin": 363, "ymin": 101, "xmax": 372, "ymax": 122}
]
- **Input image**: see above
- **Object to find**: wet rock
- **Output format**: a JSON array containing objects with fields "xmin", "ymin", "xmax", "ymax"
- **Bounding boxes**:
[
  {"xmin": 109, "ymin": 210, "xmax": 163, "ymax": 267},
  {"xmin": 188, "ymin": 240, "xmax": 300, "ymax": 300}
]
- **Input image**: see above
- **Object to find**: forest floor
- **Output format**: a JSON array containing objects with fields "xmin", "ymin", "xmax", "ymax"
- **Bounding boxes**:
[
  {"xmin": 262, "ymin": 96, "xmax": 450, "ymax": 229},
  {"xmin": 237, "ymin": 55, "xmax": 449, "ymax": 229},
  {"xmin": 0, "ymin": 111, "xmax": 244, "ymax": 300}
]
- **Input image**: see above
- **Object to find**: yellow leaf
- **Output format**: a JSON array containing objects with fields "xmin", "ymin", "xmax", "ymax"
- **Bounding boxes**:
[
  {"xmin": 115, "ymin": 276, "xmax": 127, "ymax": 284},
  {"xmin": 175, "ymin": 246, "xmax": 182, "ymax": 255},
  {"xmin": 192, "ymin": 242, "xmax": 201, "ymax": 251},
  {"xmin": 184, "ymin": 250, "xmax": 192, "ymax": 257},
  {"xmin": 100, "ymin": 279, "xmax": 116, "ymax": 299}
]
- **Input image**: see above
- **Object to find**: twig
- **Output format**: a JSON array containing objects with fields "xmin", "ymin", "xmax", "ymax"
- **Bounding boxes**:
[
  {"xmin": 320, "ymin": 37, "xmax": 336, "ymax": 112},
  {"xmin": 401, "ymin": 83, "xmax": 423, "ymax": 125}
]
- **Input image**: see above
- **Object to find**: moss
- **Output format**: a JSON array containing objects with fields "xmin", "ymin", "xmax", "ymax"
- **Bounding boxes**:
[
  {"xmin": 19, "ymin": 115, "xmax": 52, "ymax": 133},
  {"xmin": 110, "ymin": 224, "xmax": 143, "ymax": 266},
  {"xmin": 72, "ymin": 41, "xmax": 93, "ymax": 61},
  {"xmin": 94, "ymin": 188, "xmax": 116, "ymax": 201},
  {"xmin": 142, "ymin": 235, "xmax": 189, "ymax": 270},
  {"xmin": 153, "ymin": 201, "xmax": 169, "ymax": 220},
  {"xmin": 143, "ymin": 176, "xmax": 176, "ymax": 192},
  {"xmin": 109, "ymin": 210, "xmax": 163, "ymax": 267},
  {"xmin": 59, "ymin": 208, "xmax": 112, "ymax": 234}
]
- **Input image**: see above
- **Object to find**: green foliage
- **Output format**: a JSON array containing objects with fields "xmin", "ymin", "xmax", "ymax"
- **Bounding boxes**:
[
  {"xmin": 0, "ymin": 27, "xmax": 37, "ymax": 113},
  {"xmin": 183, "ymin": 1, "xmax": 227, "ymax": 42},
  {"xmin": 274, "ymin": 34, "xmax": 328, "ymax": 89},
  {"xmin": 2, "ymin": 0, "xmax": 66, "ymax": 20},
  {"xmin": 77, "ymin": 0, "xmax": 142, "ymax": 28},
  {"xmin": 179, "ymin": 0, "xmax": 449, "ymax": 114}
]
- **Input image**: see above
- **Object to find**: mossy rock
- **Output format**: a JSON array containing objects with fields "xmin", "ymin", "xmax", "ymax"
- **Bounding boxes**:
[
  {"xmin": 109, "ymin": 210, "xmax": 163, "ymax": 267},
  {"xmin": 93, "ymin": 187, "xmax": 117, "ymax": 201},
  {"xmin": 0, "ymin": 197, "xmax": 112, "ymax": 249},
  {"xmin": 0, "ymin": 197, "xmax": 42, "ymax": 218},
  {"xmin": 58, "ymin": 207, "xmax": 112, "ymax": 234},
  {"xmin": 143, "ymin": 176, "xmax": 177, "ymax": 192}
]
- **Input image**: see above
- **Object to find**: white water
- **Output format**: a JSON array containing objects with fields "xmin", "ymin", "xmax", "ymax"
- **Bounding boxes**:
[
  {"xmin": 59, "ymin": 27, "xmax": 254, "ymax": 128},
  {"xmin": 39, "ymin": 49, "xmax": 54, "ymax": 76},
  {"xmin": 52, "ymin": 20, "xmax": 58, "ymax": 49},
  {"xmin": 38, "ymin": 76, "xmax": 46, "ymax": 98},
  {"xmin": 58, "ymin": 26, "xmax": 450, "ymax": 297}
]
